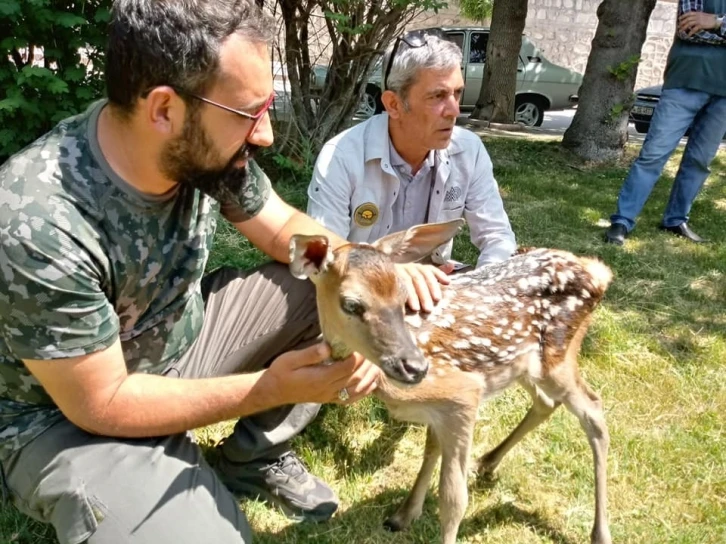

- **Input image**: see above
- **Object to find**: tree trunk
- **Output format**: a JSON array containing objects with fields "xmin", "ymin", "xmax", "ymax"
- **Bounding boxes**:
[
  {"xmin": 562, "ymin": 0, "xmax": 657, "ymax": 162},
  {"xmin": 470, "ymin": 0, "xmax": 528, "ymax": 122}
]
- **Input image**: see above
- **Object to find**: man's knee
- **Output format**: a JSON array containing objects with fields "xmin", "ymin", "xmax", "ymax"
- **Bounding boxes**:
[{"xmin": 4, "ymin": 423, "xmax": 253, "ymax": 544}]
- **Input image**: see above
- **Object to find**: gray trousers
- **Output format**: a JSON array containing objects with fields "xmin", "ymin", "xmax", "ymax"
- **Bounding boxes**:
[{"xmin": 2, "ymin": 263, "xmax": 321, "ymax": 544}]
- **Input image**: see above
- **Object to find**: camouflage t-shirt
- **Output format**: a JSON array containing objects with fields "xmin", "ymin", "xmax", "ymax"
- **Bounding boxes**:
[{"xmin": 0, "ymin": 101, "xmax": 271, "ymax": 461}]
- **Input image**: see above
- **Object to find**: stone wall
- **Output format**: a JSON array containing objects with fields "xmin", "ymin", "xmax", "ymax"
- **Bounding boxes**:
[{"xmin": 409, "ymin": 0, "xmax": 677, "ymax": 89}]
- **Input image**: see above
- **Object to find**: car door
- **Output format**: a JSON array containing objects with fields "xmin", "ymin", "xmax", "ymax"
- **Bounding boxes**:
[
  {"xmin": 463, "ymin": 30, "xmax": 488, "ymax": 107},
  {"xmin": 461, "ymin": 31, "xmax": 526, "ymax": 108},
  {"xmin": 443, "ymin": 30, "xmax": 466, "ymax": 105}
]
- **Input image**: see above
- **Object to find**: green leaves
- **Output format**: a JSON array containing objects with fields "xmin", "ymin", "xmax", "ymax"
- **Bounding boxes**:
[
  {"xmin": 607, "ymin": 54, "xmax": 641, "ymax": 81},
  {"xmin": 459, "ymin": 0, "xmax": 493, "ymax": 21},
  {"xmin": 53, "ymin": 12, "xmax": 88, "ymax": 28},
  {"xmin": 0, "ymin": 0, "xmax": 21, "ymax": 16},
  {"xmin": 0, "ymin": 1, "xmax": 109, "ymax": 160}
]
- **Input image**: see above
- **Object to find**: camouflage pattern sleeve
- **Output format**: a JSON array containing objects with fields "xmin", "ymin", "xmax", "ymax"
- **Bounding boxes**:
[
  {"xmin": 219, "ymin": 158, "xmax": 272, "ymax": 222},
  {"xmin": 0, "ymin": 196, "xmax": 119, "ymax": 360}
]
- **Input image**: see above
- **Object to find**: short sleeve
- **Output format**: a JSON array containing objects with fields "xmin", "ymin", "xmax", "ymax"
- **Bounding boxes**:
[
  {"xmin": 219, "ymin": 159, "xmax": 272, "ymax": 223},
  {"xmin": 0, "ymin": 210, "xmax": 119, "ymax": 360}
]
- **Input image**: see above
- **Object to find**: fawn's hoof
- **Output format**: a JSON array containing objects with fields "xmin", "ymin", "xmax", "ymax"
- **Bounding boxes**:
[
  {"xmin": 476, "ymin": 454, "xmax": 500, "ymax": 477},
  {"xmin": 383, "ymin": 517, "xmax": 406, "ymax": 532}
]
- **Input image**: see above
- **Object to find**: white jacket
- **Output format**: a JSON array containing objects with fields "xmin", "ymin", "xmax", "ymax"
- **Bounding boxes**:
[{"xmin": 307, "ymin": 113, "xmax": 516, "ymax": 267}]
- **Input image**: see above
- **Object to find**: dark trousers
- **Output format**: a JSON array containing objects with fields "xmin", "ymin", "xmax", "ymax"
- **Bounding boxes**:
[{"xmin": 3, "ymin": 263, "xmax": 320, "ymax": 544}]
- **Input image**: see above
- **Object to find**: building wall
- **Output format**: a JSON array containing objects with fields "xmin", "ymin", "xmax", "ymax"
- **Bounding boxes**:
[{"xmin": 411, "ymin": 0, "xmax": 677, "ymax": 89}]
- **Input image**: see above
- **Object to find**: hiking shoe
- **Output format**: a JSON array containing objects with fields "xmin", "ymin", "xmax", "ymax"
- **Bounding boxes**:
[
  {"xmin": 215, "ymin": 451, "xmax": 338, "ymax": 522},
  {"xmin": 604, "ymin": 223, "xmax": 627, "ymax": 245}
]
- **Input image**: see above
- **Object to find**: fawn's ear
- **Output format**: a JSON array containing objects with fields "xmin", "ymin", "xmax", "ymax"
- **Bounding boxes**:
[
  {"xmin": 289, "ymin": 234, "xmax": 335, "ymax": 280},
  {"xmin": 372, "ymin": 219, "xmax": 465, "ymax": 264}
]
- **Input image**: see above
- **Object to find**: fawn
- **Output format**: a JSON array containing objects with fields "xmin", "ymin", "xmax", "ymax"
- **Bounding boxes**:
[{"xmin": 290, "ymin": 219, "xmax": 613, "ymax": 544}]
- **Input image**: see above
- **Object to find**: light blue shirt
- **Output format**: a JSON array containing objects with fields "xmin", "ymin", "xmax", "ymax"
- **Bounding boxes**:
[
  {"xmin": 389, "ymin": 145, "xmax": 435, "ymax": 234},
  {"xmin": 307, "ymin": 113, "xmax": 516, "ymax": 267}
]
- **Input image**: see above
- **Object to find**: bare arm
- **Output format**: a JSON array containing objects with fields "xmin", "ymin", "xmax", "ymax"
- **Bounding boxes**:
[
  {"xmin": 234, "ymin": 188, "xmax": 349, "ymax": 263},
  {"xmin": 23, "ymin": 338, "xmax": 377, "ymax": 438},
  {"xmin": 234, "ymin": 188, "xmax": 450, "ymax": 312}
]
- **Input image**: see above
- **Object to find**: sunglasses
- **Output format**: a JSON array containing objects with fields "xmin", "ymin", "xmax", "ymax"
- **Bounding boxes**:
[
  {"xmin": 172, "ymin": 88, "xmax": 275, "ymax": 141},
  {"xmin": 383, "ymin": 29, "xmax": 448, "ymax": 90}
]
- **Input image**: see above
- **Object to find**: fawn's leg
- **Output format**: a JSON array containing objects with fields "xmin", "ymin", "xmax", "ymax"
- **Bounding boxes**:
[
  {"xmin": 554, "ymin": 375, "xmax": 612, "ymax": 544},
  {"xmin": 542, "ymin": 319, "xmax": 611, "ymax": 544},
  {"xmin": 436, "ymin": 403, "xmax": 478, "ymax": 544},
  {"xmin": 384, "ymin": 426, "xmax": 441, "ymax": 532},
  {"xmin": 477, "ymin": 379, "xmax": 560, "ymax": 476}
]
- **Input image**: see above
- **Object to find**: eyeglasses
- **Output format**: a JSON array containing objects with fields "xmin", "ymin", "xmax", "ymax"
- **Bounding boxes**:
[
  {"xmin": 383, "ymin": 29, "xmax": 448, "ymax": 91},
  {"xmin": 172, "ymin": 87, "xmax": 274, "ymax": 140}
]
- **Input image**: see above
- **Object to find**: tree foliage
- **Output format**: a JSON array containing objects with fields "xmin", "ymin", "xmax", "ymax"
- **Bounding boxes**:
[
  {"xmin": 273, "ymin": 0, "xmax": 447, "ymax": 162},
  {"xmin": 458, "ymin": 0, "xmax": 493, "ymax": 21},
  {"xmin": 0, "ymin": 0, "xmax": 111, "ymax": 161}
]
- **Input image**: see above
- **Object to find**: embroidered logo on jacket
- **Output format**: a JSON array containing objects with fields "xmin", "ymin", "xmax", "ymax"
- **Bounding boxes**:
[
  {"xmin": 353, "ymin": 202, "xmax": 379, "ymax": 227},
  {"xmin": 444, "ymin": 186, "xmax": 462, "ymax": 203}
]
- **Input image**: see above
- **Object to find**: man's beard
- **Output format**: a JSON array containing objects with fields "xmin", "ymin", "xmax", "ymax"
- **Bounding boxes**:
[{"xmin": 160, "ymin": 112, "xmax": 260, "ymax": 206}]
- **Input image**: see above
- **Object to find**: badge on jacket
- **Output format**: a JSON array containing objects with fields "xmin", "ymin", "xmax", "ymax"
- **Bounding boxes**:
[{"xmin": 353, "ymin": 202, "xmax": 379, "ymax": 227}]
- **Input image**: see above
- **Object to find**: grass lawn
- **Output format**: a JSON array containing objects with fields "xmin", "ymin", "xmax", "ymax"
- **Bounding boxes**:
[{"xmin": 2, "ymin": 134, "xmax": 725, "ymax": 544}]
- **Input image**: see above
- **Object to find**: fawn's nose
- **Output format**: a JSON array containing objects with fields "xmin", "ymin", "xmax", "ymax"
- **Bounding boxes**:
[{"xmin": 381, "ymin": 352, "xmax": 429, "ymax": 385}]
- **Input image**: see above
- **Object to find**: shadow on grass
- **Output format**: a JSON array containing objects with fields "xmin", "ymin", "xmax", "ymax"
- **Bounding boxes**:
[
  {"xmin": 485, "ymin": 139, "xmax": 726, "ymax": 358},
  {"xmin": 297, "ymin": 403, "xmax": 411, "ymax": 479},
  {"xmin": 254, "ymin": 487, "xmax": 577, "ymax": 544},
  {"xmin": 458, "ymin": 501, "xmax": 579, "ymax": 544}
]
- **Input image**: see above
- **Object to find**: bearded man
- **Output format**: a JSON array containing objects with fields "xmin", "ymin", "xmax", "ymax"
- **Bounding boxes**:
[{"xmin": 0, "ymin": 1, "xmax": 447, "ymax": 542}]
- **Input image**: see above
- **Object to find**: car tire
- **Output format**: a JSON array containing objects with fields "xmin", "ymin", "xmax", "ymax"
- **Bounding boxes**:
[
  {"xmin": 356, "ymin": 84, "xmax": 384, "ymax": 119},
  {"xmin": 514, "ymin": 96, "xmax": 546, "ymax": 127},
  {"xmin": 634, "ymin": 121, "xmax": 650, "ymax": 134}
]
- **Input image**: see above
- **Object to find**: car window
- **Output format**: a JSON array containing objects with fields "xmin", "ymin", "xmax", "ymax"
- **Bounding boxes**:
[
  {"xmin": 445, "ymin": 32, "xmax": 465, "ymax": 54},
  {"xmin": 469, "ymin": 32, "xmax": 489, "ymax": 64}
]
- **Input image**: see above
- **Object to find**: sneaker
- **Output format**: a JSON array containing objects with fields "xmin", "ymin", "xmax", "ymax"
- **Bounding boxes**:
[
  {"xmin": 604, "ymin": 223, "xmax": 627, "ymax": 245},
  {"xmin": 215, "ymin": 451, "xmax": 338, "ymax": 522}
]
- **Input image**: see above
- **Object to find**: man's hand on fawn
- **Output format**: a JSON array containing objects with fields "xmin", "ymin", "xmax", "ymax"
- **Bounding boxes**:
[
  {"xmin": 395, "ymin": 262, "xmax": 451, "ymax": 313},
  {"xmin": 267, "ymin": 343, "xmax": 380, "ymax": 405}
]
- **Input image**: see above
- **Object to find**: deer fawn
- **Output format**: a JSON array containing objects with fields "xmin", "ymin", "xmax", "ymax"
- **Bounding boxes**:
[{"xmin": 290, "ymin": 219, "xmax": 613, "ymax": 544}]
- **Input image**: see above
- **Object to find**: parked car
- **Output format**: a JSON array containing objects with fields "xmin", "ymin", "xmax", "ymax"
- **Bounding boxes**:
[
  {"xmin": 629, "ymin": 84, "xmax": 661, "ymax": 134},
  {"xmin": 629, "ymin": 84, "xmax": 726, "ymax": 139},
  {"xmin": 311, "ymin": 26, "xmax": 584, "ymax": 126}
]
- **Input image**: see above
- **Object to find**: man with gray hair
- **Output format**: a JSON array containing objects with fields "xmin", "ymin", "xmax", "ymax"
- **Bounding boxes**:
[{"xmin": 307, "ymin": 29, "xmax": 516, "ymax": 275}]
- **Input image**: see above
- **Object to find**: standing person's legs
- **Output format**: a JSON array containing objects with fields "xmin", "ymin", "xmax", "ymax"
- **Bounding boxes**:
[
  {"xmin": 609, "ymin": 88, "xmax": 707, "ymax": 232},
  {"xmin": 662, "ymin": 95, "xmax": 726, "ymax": 228},
  {"xmin": 2, "ymin": 419, "xmax": 251, "ymax": 544},
  {"xmin": 166, "ymin": 262, "xmax": 336, "ymax": 521}
]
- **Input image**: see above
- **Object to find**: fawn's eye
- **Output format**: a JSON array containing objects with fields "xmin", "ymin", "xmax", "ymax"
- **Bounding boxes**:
[{"xmin": 340, "ymin": 297, "xmax": 366, "ymax": 317}]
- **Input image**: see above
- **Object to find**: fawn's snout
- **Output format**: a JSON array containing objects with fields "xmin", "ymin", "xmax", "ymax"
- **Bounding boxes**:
[{"xmin": 380, "ymin": 349, "xmax": 429, "ymax": 384}]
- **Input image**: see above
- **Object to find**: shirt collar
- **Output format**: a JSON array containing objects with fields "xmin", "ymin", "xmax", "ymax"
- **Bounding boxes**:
[{"xmin": 389, "ymin": 141, "xmax": 435, "ymax": 174}]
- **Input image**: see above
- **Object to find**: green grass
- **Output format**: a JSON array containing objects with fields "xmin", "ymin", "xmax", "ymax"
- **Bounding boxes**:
[{"xmin": 2, "ymin": 135, "xmax": 725, "ymax": 544}]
